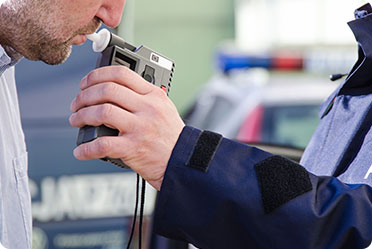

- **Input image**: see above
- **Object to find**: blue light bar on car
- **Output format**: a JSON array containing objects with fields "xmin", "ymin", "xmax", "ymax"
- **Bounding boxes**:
[{"xmin": 217, "ymin": 51, "xmax": 304, "ymax": 73}]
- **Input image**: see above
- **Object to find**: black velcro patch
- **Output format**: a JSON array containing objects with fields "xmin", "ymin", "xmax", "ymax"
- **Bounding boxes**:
[
  {"xmin": 187, "ymin": 130, "xmax": 222, "ymax": 172},
  {"xmin": 255, "ymin": 156, "xmax": 312, "ymax": 214}
]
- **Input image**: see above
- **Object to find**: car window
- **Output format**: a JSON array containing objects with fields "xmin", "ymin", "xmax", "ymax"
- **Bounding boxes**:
[{"xmin": 262, "ymin": 104, "xmax": 320, "ymax": 149}]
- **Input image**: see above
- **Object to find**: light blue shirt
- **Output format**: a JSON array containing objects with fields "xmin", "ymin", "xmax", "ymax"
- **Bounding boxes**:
[{"xmin": 0, "ymin": 46, "xmax": 31, "ymax": 249}]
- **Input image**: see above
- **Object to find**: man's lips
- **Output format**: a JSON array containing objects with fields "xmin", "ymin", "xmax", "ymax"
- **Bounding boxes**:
[{"xmin": 69, "ymin": 34, "xmax": 87, "ymax": 45}]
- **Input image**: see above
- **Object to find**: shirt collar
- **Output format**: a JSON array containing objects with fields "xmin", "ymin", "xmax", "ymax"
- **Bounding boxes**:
[
  {"xmin": 0, "ymin": 45, "xmax": 12, "ymax": 67},
  {"xmin": 354, "ymin": 3, "xmax": 372, "ymax": 19},
  {"xmin": 0, "ymin": 45, "xmax": 22, "ymax": 75}
]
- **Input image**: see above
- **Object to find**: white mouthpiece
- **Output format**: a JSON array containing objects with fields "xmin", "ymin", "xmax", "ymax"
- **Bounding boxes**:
[{"xmin": 86, "ymin": 29, "xmax": 111, "ymax": 53}]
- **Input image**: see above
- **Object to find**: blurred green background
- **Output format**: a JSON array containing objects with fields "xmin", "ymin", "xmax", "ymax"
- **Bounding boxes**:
[{"xmin": 118, "ymin": 0, "xmax": 235, "ymax": 114}]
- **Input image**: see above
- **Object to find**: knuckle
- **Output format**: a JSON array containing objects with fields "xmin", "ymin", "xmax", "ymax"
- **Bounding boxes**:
[
  {"xmin": 154, "ymin": 85, "xmax": 164, "ymax": 95},
  {"xmin": 98, "ymin": 103, "xmax": 113, "ymax": 121},
  {"xmin": 95, "ymin": 138, "xmax": 110, "ymax": 156},
  {"xmin": 118, "ymin": 67, "xmax": 130, "ymax": 80},
  {"xmin": 118, "ymin": 65, "xmax": 130, "ymax": 74},
  {"xmin": 99, "ymin": 84, "xmax": 110, "ymax": 100},
  {"xmin": 146, "ymin": 96, "xmax": 163, "ymax": 116},
  {"xmin": 143, "ymin": 99, "xmax": 157, "ymax": 115},
  {"xmin": 80, "ymin": 144, "xmax": 91, "ymax": 158},
  {"xmin": 101, "ymin": 83, "xmax": 119, "ymax": 100},
  {"xmin": 151, "ymin": 86, "xmax": 168, "ymax": 101}
]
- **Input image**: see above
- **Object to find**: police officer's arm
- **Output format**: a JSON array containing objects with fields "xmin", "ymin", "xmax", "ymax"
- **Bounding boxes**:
[
  {"xmin": 153, "ymin": 127, "xmax": 372, "ymax": 249},
  {"xmin": 69, "ymin": 61, "xmax": 372, "ymax": 249}
]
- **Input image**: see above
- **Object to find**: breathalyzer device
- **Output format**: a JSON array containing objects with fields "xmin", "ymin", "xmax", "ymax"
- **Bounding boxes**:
[{"xmin": 76, "ymin": 29, "xmax": 175, "ymax": 169}]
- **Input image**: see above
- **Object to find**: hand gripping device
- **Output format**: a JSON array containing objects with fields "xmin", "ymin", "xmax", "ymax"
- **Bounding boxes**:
[{"xmin": 76, "ymin": 29, "xmax": 175, "ymax": 169}]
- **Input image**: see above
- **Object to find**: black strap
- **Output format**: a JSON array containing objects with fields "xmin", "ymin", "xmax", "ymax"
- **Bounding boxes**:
[
  {"xmin": 126, "ymin": 174, "xmax": 146, "ymax": 249},
  {"xmin": 139, "ymin": 178, "xmax": 146, "ymax": 249},
  {"xmin": 126, "ymin": 174, "xmax": 140, "ymax": 249}
]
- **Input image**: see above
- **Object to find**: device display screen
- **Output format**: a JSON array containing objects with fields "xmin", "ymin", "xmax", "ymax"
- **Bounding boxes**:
[{"xmin": 114, "ymin": 52, "xmax": 137, "ymax": 71}]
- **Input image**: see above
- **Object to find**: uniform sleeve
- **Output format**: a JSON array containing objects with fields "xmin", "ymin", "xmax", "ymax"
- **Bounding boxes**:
[{"xmin": 153, "ymin": 126, "xmax": 372, "ymax": 249}]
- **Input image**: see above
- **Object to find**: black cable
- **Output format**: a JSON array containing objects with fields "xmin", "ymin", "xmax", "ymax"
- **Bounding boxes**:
[
  {"xmin": 139, "ymin": 178, "xmax": 146, "ymax": 249},
  {"xmin": 126, "ymin": 174, "xmax": 140, "ymax": 249}
]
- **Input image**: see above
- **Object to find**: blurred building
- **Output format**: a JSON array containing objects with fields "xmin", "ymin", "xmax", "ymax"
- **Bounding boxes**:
[{"xmin": 235, "ymin": 0, "xmax": 366, "ymax": 49}]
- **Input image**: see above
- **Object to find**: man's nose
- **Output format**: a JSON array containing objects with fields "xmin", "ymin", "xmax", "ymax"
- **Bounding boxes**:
[{"xmin": 96, "ymin": 0, "xmax": 126, "ymax": 28}]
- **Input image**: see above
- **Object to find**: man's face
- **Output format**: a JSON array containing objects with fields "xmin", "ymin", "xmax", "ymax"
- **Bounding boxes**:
[{"xmin": 1, "ymin": 0, "xmax": 125, "ymax": 65}]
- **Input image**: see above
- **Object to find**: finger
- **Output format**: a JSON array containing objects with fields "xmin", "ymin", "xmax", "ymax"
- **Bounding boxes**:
[
  {"xmin": 71, "ymin": 82, "xmax": 143, "ymax": 113},
  {"xmin": 81, "ymin": 65, "xmax": 154, "ymax": 95},
  {"xmin": 73, "ymin": 136, "xmax": 131, "ymax": 161},
  {"xmin": 69, "ymin": 103, "xmax": 136, "ymax": 132}
]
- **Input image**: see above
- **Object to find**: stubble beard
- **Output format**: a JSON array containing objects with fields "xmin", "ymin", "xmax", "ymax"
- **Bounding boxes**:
[
  {"xmin": 1, "ymin": 0, "xmax": 101, "ymax": 65},
  {"xmin": 24, "ymin": 17, "xmax": 102, "ymax": 65}
]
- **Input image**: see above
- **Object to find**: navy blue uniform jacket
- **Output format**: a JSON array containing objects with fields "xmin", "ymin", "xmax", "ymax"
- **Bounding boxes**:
[{"xmin": 154, "ymin": 4, "xmax": 372, "ymax": 249}]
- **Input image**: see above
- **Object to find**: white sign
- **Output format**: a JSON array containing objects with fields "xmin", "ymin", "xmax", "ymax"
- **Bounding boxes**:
[{"xmin": 31, "ymin": 173, "xmax": 156, "ymax": 222}]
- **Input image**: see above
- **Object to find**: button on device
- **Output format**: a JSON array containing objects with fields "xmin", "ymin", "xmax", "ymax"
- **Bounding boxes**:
[
  {"xmin": 142, "ymin": 65, "xmax": 155, "ymax": 83},
  {"xmin": 161, "ymin": 85, "xmax": 167, "ymax": 92}
]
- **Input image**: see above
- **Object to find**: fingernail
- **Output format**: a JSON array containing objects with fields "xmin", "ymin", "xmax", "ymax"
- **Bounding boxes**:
[
  {"xmin": 81, "ymin": 76, "xmax": 87, "ymax": 89},
  {"xmin": 73, "ymin": 147, "xmax": 80, "ymax": 158},
  {"xmin": 69, "ymin": 113, "xmax": 76, "ymax": 124},
  {"xmin": 70, "ymin": 98, "xmax": 76, "ymax": 112}
]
